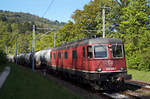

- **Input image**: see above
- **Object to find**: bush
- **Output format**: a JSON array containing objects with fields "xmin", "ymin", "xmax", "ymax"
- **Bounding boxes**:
[
  {"xmin": 126, "ymin": 49, "xmax": 150, "ymax": 71},
  {"xmin": 0, "ymin": 50, "xmax": 8, "ymax": 65},
  {"xmin": 138, "ymin": 49, "xmax": 150, "ymax": 71}
]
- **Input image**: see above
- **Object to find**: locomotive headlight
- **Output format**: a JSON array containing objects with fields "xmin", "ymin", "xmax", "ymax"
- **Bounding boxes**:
[{"xmin": 97, "ymin": 68, "xmax": 102, "ymax": 72}]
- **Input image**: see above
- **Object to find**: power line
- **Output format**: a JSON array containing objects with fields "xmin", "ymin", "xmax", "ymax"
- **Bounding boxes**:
[{"xmin": 42, "ymin": 0, "xmax": 55, "ymax": 17}]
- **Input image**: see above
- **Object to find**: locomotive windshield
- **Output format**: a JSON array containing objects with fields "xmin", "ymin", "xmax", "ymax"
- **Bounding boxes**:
[
  {"xmin": 112, "ymin": 44, "xmax": 123, "ymax": 58},
  {"xmin": 94, "ymin": 45, "xmax": 107, "ymax": 58}
]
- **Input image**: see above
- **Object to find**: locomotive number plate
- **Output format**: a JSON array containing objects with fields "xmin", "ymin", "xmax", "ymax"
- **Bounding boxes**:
[{"xmin": 106, "ymin": 67, "xmax": 116, "ymax": 70}]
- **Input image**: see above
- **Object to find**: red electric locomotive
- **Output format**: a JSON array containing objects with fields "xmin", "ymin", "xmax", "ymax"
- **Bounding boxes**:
[{"xmin": 50, "ymin": 38, "xmax": 131, "ymax": 90}]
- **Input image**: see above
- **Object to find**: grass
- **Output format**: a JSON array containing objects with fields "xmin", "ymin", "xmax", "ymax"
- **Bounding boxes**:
[
  {"xmin": 0, "ymin": 63, "xmax": 82, "ymax": 99},
  {"xmin": 128, "ymin": 69, "xmax": 150, "ymax": 82}
]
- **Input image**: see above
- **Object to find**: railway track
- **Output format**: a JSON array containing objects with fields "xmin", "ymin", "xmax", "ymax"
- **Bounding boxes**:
[
  {"xmin": 34, "ymin": 69, "xmax": 150, "ymax": 99},
  {"xmin": 101, "ymin": 84, "xmax": 150, "ymax": 99},
  {"xmin": 125, "ymin": 80, "xmax": 150, "ymax": 90},
  {"xmin": 121, "ymin": 80, "xmax": 150, "ymax": 99}
]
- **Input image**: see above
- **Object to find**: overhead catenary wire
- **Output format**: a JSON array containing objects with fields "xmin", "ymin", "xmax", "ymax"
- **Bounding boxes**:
[{"xmin": 42, "ymin": 0, "xmax": 55, "ymax": 17}]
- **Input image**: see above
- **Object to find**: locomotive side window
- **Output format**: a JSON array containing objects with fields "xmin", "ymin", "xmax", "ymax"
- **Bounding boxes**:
[
  {"xmin": 94, "ymin": 45, "xmax": 107, "ymax": 58},
  {"xmin": 64, "ymin": 51, "xmax": 68, "ymax": 59},
  {"xmin": 53, "ymin": 53, "xmax": 56, "ymax": 59},
  {"xmin": 72, "ymin": 50, "xmax": 77, "ymax": 59},
  {"xmin": 83, "ymin": 47, "xmax": 85, "ymax": 57},
  {"xmin": 58, "ymin": 52, "xmax": 61, "ymax": 59},
  {"xmin": 112, "ymin": 45, "xmax": 123, "ymax": 58},
  {"xmin": 87, "ymin": 46, "xmax": 93, "ymax": 58}
]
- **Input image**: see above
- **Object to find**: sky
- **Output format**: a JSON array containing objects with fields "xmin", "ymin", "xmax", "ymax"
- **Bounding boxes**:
[{"xmin": 0, "ymin": 0, "xmax": 91, "ymax": 22}]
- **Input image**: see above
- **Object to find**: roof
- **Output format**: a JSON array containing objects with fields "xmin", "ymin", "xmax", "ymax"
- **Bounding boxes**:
[
  {"xmin": 53, "ymin": 38, "xmax": 123, "ymax": 50},
  {"xmin": 88, "ymin": 38, "xmax": 123, "ymax": 44}
]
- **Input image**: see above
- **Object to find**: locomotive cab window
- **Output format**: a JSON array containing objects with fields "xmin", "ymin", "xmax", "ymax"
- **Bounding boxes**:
[
  {"xmin": 112, "ymin": 44, "xmax": 123, "ymax": 58},
  {"xmin": 94, "ymin": 45, "xmax": 107, "ymax": 58},
  {"xmin": 87, "ymin": 46, "xmax": 93, "ymax": 58}
]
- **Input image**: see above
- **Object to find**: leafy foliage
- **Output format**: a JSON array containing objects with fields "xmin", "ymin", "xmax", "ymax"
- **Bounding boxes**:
[
  {"xmin": 0, "ymin": 10, "xmax": 64, "ymax": 54},
  {"xmin": 112, "ymin": 0, "xmax": 150, "ymax": 71}
]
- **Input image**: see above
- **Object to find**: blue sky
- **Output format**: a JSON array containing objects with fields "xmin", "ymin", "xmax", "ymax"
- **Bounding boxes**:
[{"xmin": 0, "ymin": 0, "xmax": 91, "ymax": 22}]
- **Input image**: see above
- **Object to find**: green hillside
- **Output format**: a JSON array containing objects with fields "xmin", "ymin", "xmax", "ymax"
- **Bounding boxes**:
[
  {"xmin": 0, "ymin": 10, "xmax": 65, "ymax": 28},
  {"xmin": 0, "ymin": 10, "xmax": 65, "ymax": 54}
]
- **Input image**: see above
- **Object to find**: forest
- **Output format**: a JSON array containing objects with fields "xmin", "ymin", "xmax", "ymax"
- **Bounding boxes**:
[{"xmin": 0, "ymin": 0, "xmax": 150, "ymax": 71}]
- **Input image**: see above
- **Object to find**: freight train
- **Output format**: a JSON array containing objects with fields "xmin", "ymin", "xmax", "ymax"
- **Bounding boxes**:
[{"xmin": 8, "ymin": 38, "xmax": 132, "ymax": 90}]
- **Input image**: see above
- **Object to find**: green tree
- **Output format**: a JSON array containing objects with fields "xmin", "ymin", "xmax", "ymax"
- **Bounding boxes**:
[{"xmin": 113, "ymin": 0, "xmax": 150, "ymax": 71}]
